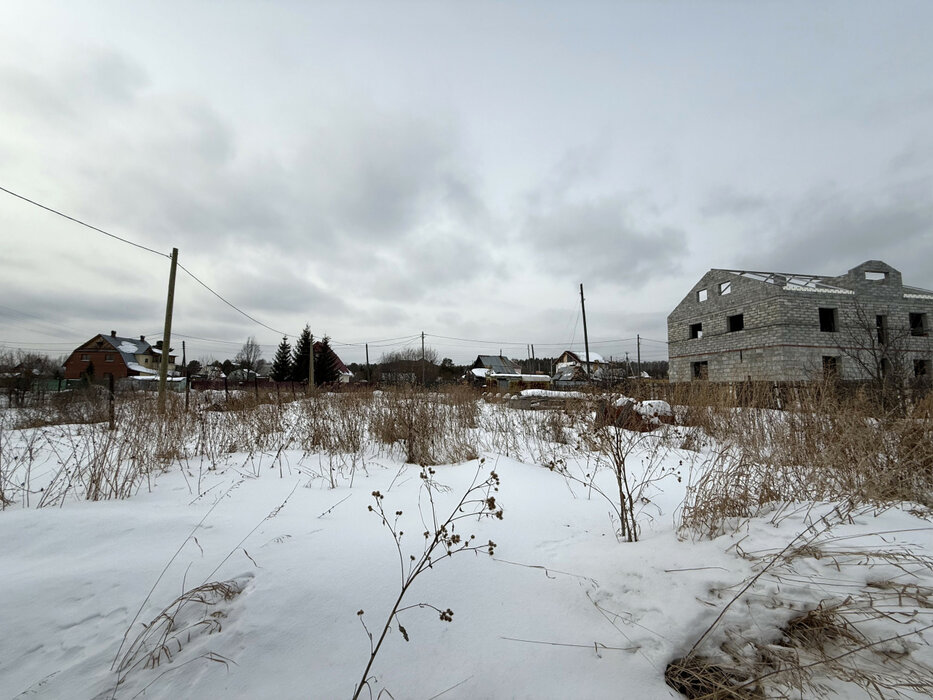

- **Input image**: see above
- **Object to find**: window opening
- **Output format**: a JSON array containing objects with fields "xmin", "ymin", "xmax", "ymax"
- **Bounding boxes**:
[
  {"xmin": 719, "ymin": 281, "xmax": 731, "ymax": 295},
  {"xmin": 697, "ymin": 289, "xmax": 708, "ymax": 302},
  {"xmin": 692, "ymin": 361, "xmax": 708, "ymax": 380},
  {"xmin": 822, "ymin": 356, "xmax": 838, "ymax": 377},
  {"xmin": 910, "ymin": 313, "xmax": 928, "ymax": 337},
  {"xmin": 876, "ymin": 315, "xmax": 888, "ymax": 345},
  {"xmin": 728, "ymin": 314, "xmax": 744, "ymax": 332},
  {"xmin": 689, "ymin": 323, "xmax": 703, "ymax": 339},
  {"xmin": 915, "ymin": 359, "xmax": 929, "ymax": 377},
  {"xmin": 819, "ymin": 307, "xmax": 837, "ymax": 333},
  {"xmin": 864, "ymin": 271, "xmax": 887, "ymax": 281}
]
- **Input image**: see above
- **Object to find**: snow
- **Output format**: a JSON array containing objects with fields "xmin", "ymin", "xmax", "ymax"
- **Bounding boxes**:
[
  {"xmin": 2, "ymin": 398, "xmax": 933, "ymax": 699},
  {"xmin": 519, "ymin": 389, "xmax": 590, "ymax": 399},
  {"xmin": 117, "ymin": 341, "xmax": 140, "ymax": 354}
]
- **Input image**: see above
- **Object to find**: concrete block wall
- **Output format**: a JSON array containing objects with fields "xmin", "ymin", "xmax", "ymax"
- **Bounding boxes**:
[{"xmin": 668, "ymin": 262, "xmax": 933, "ymax": 383}]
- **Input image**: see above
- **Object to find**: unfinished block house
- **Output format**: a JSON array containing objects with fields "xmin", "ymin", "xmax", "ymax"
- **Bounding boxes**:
[{"xmin": 667, "ymin": 261, "xmax": 933, "ymax": 383}]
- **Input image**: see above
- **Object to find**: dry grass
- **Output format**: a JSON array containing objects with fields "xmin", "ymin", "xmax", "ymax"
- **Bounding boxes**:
[
  {"xmin": 664, "ymin": 655, "xmax": 762, "ymax": 699},
  {"xmin": 115, "ymin": 577, "xmax": 248, "ymax": 687},
  {"xmin": 670, "ymin": 504, "xmax": 933, "ymax": 699},
  {"xmin": 678, "ymin": 382, "xmax": 933, "ymax": 539}
]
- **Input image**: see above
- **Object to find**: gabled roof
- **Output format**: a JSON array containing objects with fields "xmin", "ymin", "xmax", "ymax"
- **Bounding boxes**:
[
  {"xmin": 312, "ymin": 341, "xmax": 351, "ymax": 375},
  {"xmin": 473, "ymin": 355, "xmax": 522, "ymax": 374},
  {"xmin": 90, "ymin": 334, "xmax": 153, "ymax": 367},
  {"xmin": 559, "ymin": 349, "xmax": 605, "ymax": 364}
]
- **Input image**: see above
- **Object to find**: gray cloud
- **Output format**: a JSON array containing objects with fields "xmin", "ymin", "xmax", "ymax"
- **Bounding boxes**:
[
  {"xmin": 522, "ymin": 194, "xmax": 688, "ymax": 286},
  {"xmin": 710, "ymin": 181, "xmax": 933, "ymax": 283},
  {"xmin": 700, "ymin": 188, "xmax": 769, "ymax": 218}
]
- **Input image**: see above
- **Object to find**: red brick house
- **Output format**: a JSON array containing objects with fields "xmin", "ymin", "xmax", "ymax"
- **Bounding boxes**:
[{"xmin": 63, "ymin": 331, "xmax": 177, "ymax": 381}]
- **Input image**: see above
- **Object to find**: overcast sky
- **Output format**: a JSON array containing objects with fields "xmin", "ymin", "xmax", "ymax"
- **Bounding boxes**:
[{"xmin": 1, "ymin": 1, "xmax": 931, "ymax": 367}]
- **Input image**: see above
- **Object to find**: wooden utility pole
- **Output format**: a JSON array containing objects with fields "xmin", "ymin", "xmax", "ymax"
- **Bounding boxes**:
[
  {"xmin": 365, "ymin": 343, "xmax": 370, "ymax": 383},
  {"xmin": 637, "ymin": 334, "xmax": 642, "ymax": 377},
  {"xmin": 421, "ymin": 332, "xmax": 426, "ymax": 386},
  {"xmin": 157, "ymin": 247, "xmax": 178, "ymax": 413},
  {"xmin": 580, "ymin": 283, "xmax": 591, "ymax": 378}
]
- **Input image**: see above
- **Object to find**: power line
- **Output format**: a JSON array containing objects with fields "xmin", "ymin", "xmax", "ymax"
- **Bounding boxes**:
[
  {"xmin": 175, "ymin": 263, "xmax": 290, "ymax": 337},
  {"xmin": 0, "ymin": 184, "xmax": 294, "ymax": 340},
  {"xmin": 0, "ymin": 184, "xmax": 170, "ymax": 258},
  {"xmin": 0, "ymin": 185, "xmax": 670, "ymax": 359},
  {"xmin": 424, "ymin": 333, "xmax": 639, "ymax": 348}
]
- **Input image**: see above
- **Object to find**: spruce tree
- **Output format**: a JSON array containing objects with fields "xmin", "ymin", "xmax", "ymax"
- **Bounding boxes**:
[
  {"xmin": 314, "ymin": 336, "xmax": 342, "ymax": 385},
  {"xmin": 271, "ymin": 336, "xmax": 292, "ymax": 382},
  {"xmin": 291, "ymin": 325, "xmax": 312, "ymax": 383}
]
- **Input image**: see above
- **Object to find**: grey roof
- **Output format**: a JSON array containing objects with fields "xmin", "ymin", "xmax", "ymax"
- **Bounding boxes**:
[
  {"xmin": 474, "ymin": 355, "xmax": 522, "ymax": 374},
  {"xmin": 98, "ymin": 334, "xmax": 153, "ymax": 367}
]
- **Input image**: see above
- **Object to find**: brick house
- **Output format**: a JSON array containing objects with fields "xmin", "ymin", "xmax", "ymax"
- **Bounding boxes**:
[
  {"xmin": 63, "ymin": 331, "xmax": 177, "ymax": 381},
  {"xmin": 667, "ymin": 261, "xmax": 933, "ymax": 383}
]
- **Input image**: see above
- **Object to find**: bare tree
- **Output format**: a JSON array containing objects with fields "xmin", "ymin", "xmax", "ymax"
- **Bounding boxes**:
[
  {"xmin": 234, "ymin": 336, "xmax": 263, "ymax": 375},
  {"xmin": 377, "ymin": 347, "xmax": 440, "ymax": 385},
  {"xmin": 834, "ymin": 302, "xmax": 915, "ymax": 412}
]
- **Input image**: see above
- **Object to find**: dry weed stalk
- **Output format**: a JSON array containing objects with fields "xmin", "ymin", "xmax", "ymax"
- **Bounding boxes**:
[
  {"xmin": 352, "ymin": 459, "xmax": 503, "ymax": 700},
  {"xmin": 679, "ymin": 383, "xmax": 933, "ymax": 539},
  {"xmin": 670, "ymin": 505, "xmax": 933, "ymax": 698},
  {"xmin": 115, "ymin": 577, "xmax": 248, "ymax": 687}
]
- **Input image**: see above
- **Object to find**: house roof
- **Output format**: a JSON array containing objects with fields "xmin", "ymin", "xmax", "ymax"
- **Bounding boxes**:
[
  {"xmin": 904, "ymin": 285, "xmax": 933, "ymax": 299},
  {"xmin": 715, "ymin": 262, "xmax": 933, "ymax": 297},
  {"xmin": 715, "ymin": 269, "xmax": 854, "ymax": 294},
  {"xmin": 312, "ymin": 341, "xmax": 351, "ymax": 375},
  {"xmin": 474, "ymin": 355, "xmax": 522, "ymax": 374},
  {"xmin": 560, "ymin": 350, "xmax": 605, "ymax": 364},
  {"xmin": 94, "ymin": 334, "xmax": 153, "ymax": 367}
]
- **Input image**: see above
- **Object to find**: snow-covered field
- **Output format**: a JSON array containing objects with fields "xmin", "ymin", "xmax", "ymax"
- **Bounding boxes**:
[{"xmin": 2, "ymin": 391, "xmax": 933, "ymax": 699}]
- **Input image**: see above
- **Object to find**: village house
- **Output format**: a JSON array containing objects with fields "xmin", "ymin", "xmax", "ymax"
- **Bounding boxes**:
[
  {"xmin": 667, "ymin": 261, "xmax": 933, "ymax": 383},
  {"xmin": 63, "ymin": 331, "xmax": 177, "ymax": 381},
  {"xmin": 465, "ymin": 355, "xmax": 550, "ymax": 390}
]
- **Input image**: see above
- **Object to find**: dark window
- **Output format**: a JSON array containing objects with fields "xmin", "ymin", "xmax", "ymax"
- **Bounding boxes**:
[
  {"xmin": 728, "ymin": 314, "xmax": 744, "ymax": 332},
  {"xmin": 692, "ymin": 361, "xmax": 708, "ymax": 380},
  {"xmin": 910, "ymin": 313, "xmax": 928, "ymax": 337},
  {"xmin": 822, "ymin": 356, "xmax": 838, "ymax": 377},
  {"xmin": 105, "ymin": 353, "xmax": 114, "ymax": 362},
  {"xmin": 876, "ymin": 315, "xmax": 888, "ymax": 345},
  {"xmin": 80, "ymin": 354, "xmax": 89, "ymax": 362},
  {"xmin": 819, "ymin": 307, "xmax": 837, "ymax": 333},
  {"xmin": 689, "ymin": 323, "xmax": 703, "ymax": 339},
  {"xmin": 697, "ymin": 289, "xmax": 708, "ymax": 302},
  {"xmin": 915, "ymin": 360, "xmax": 929, "ymax": 377},
  {"xmin": 880, "ymin": 358, "xmax": 891, "ymax": 378}
]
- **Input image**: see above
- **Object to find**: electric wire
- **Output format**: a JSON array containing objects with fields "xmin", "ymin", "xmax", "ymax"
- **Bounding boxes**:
[
  {"xmin": 0, "ymin": 184, "xmax": 170, "ymax": 258},
  {"xmin": 174, "ymin": 263, "xmax": 289, "ymax": 337},
  {"xmin": 0, "ymin": 186, "xmax": 669, "ymax": 362}
]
